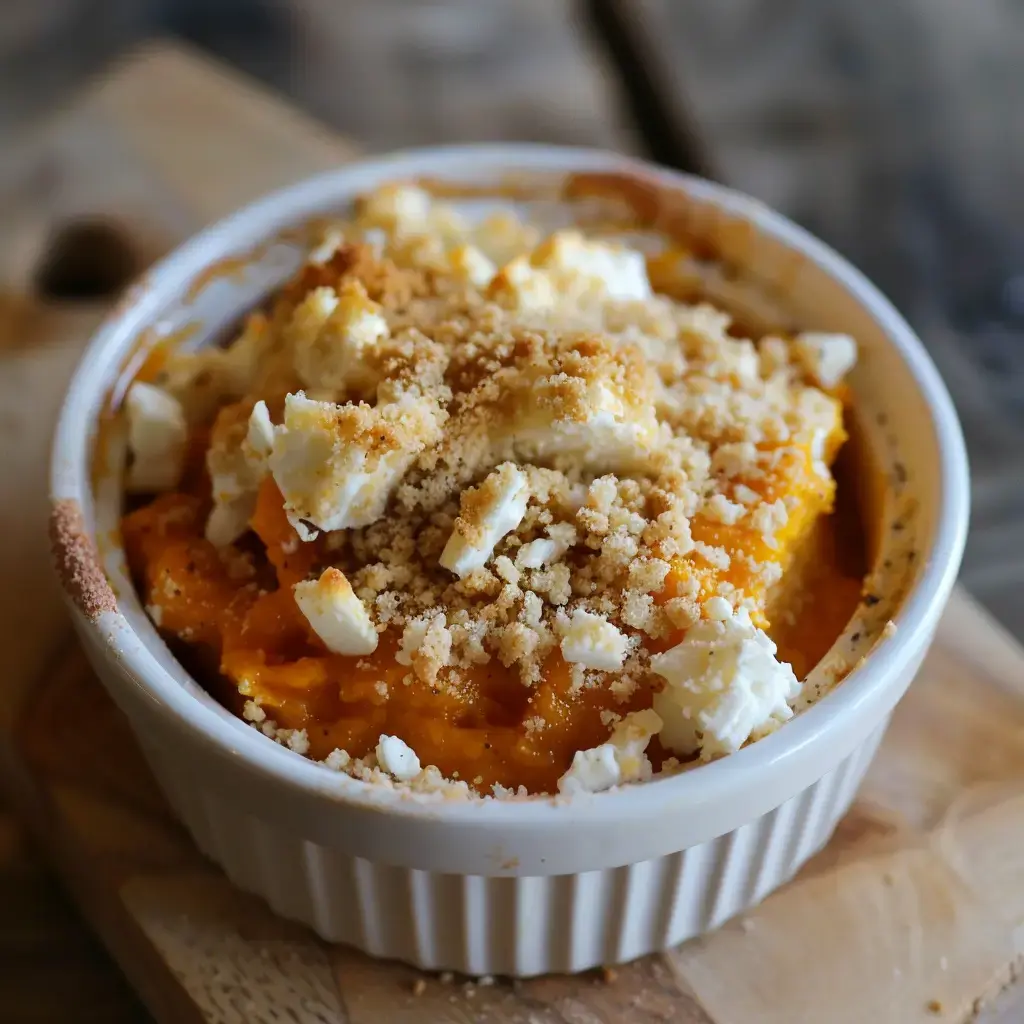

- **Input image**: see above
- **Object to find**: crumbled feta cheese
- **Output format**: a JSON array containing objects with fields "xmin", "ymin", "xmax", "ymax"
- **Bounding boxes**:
[
  {"xmin": 704, "ymin": 492, "xmax": 747, "ymax": 526},
  {"xmin": 323, "ymin": 748, "xmax": 351, "ymax": 771},
  {"xmin": 516, "ymin": 538, "xmax": 558, "ymax": 570},
  {"xmin": 651, "ymin": 606, "xmax": 801, "ymax": 760},
  {"xmin": 508, "ymin": 368, "xmax": 660, "ymax": 472},
  {"xmin": 124, "ymin": 381, "xmax": 187, "ymax": 492},
  {"xmin": 488, "ymin": 255, "xmax": 557, "ymax": 311},
  {"xmin": 289, "ymin": 282, "xmax": 389, "ymax": 394},
  {"xmin": 558, "ymin": 743, "xmax": 619, "ymax": 794},
  {"xmin": 448, "ymin": 244, "xmax": 495, "ymax": 288},
  {"xmin": 357, "ymin": 183, "xmax": 433, "ymax": 236},
  {"xmin": 293, "ymin": 567, "xmax": 379, "ymax": 655},
  {"xmin": 205, "ymin": 501, "xmax": 253, "ymax": 549},
  {"xmin": 204, "ymin": 399, "xmax": 279, "ymax": 547},
  {"xmin": 309, "ymin": 227, "xmax": 346, "ymax": 264},
  {"xmin": 557, "ymin": 709, "xmax": 662, "ymax": 794},
  {"xmin": 733, "ymin": 483, "xmax": 760, "ymax": 506},
  {"xmin": 703, "ymin": 596, "xmax": 733, "ymax": 621},
  {"xmin": 376, "ymin": 734, "xmax": 421, "ymax": 781},
  {"xmin": 560, "ymin": 609, "xmax": 628, "ymax": 671},
  {"xmin": 286, "ymin": 728, "xmax": 310, "ymax": 755},
  {"xmin": 794, "ymin": 332, "xmax": 857, "ymax": 390},
  {"xmin": 531, "ymin": 231, "xmax": 652, "ymax": 301},
  {"xmin": 395, "ymin": 612, "xmax": 452, "ymax": 683},
  {"xmin": 488, "ymin": 233, "xmax": 651, "ymax": 311},
  {"xmin": 472, "ymin": 210, "xmax": 541, "ymax": 265},
  {"xmin": 440, "ymin": 463, "xmax": 530, "ymax": 578},
  {"xmin": 246, "ymin": 399, "xmax": 275, "ymax": 458},
  {"xmin": 242, "ymin": 699, "xmax": 266, "ymax": 723},
  {"xmin": 750, "ymin": 499, "xmax": 789, "ymax": 547},
  {"xmin": 271, "ymin": 391, "xmax": 444, "ymax": 537}
]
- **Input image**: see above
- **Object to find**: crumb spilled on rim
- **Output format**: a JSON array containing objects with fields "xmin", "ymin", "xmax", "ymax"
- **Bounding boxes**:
[{"xmin": 49, "ymin": 497, "xmax": 116, "ymax": 619}]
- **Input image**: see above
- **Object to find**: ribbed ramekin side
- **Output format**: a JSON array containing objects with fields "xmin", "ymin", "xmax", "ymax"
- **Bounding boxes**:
[{"xmin": 130, "ymin": 720, "xmax": 887, "ymax": 975}]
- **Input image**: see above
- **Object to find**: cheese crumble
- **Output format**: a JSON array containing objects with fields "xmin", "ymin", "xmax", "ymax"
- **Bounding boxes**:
[{"xmin": 124, "ymin": 180, "xmax": 862, "ymax": 797}]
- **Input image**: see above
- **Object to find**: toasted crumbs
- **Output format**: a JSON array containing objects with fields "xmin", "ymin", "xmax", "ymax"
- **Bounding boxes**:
[
  {"xmin": 601, "ymin": 966, "xmax": 618, "ymax": 984},
  {"xmin": 411, "ymin": 978, "xmax": 427, "ymax": 997},
  {"xmin": 124, "ymin": 182, "xmax": 861, "ymax": 797},
  {"xmin": 50, "ymin": 499, "xmax": 117, "ymax": 620},
  {"xmin": 242, "ymin": 700, "xmax": 266, "ymax": 723},
  {"xmin": 927, "ymin": 999, "xmax": 943, "ymax": 1015}
]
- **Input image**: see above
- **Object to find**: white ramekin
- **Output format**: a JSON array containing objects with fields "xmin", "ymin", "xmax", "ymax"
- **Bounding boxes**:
[{"xmin": 50, "ymin": 145, "xmax": 969, "ymax": 976}]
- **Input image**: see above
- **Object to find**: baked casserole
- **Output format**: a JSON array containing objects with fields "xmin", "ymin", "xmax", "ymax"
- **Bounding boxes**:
[{"xmin": 120, "ymin": 182, "xmax": 864, "ymax": 798}]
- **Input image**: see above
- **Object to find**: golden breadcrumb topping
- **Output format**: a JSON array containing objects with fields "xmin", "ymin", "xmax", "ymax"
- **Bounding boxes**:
[{"xmin": 129, "ymin": 181, "xmax": 860, "ymax": 796}]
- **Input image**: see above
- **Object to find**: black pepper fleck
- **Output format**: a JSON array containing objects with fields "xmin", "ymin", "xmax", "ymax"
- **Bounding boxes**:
[
  {"xmin": 864, "ymin": 594, "xmax": 880, "ymax": 607},
  {"xmin": 851, "ymin": 632, "xmax": 861, "ymax": 642}
]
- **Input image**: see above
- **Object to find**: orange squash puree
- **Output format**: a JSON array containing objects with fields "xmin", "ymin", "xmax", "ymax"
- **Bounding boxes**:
[{"xmin": 123, "ymin": 464, "xmax": 864, "ymax": 794}]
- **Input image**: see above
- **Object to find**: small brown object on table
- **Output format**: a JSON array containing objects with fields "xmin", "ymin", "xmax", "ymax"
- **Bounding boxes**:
[{"xmin": 3, "ymin": 39, "xmax": 1024, "ymax": 1024}]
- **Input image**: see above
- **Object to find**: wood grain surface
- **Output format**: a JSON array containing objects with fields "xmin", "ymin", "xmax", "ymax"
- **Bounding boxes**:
[{"xmin": 2, "ymin": 26, "xmax": 1024, "ymax": 1024}]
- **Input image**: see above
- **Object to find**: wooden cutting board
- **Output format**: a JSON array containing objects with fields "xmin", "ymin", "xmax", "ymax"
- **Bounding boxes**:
[{"xmin": 2, "ymin": 40, "xmax": 1024, "ymax": 1024}]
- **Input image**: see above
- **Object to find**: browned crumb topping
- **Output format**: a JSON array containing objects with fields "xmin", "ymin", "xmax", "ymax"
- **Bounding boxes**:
[{"xmin": 128, "ymin": 181, "xmax": 859, "ymax": 794}]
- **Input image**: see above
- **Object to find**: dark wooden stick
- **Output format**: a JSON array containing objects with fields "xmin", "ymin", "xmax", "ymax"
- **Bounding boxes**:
[{"xmin": 575, "ymin": 0, "xmax": 719, "ymax": 179}]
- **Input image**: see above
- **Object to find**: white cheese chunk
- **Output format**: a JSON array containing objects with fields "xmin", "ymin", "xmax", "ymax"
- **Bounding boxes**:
[
  {"xmin": 560, "ymin": 609, "xmax": 628, "ymax": 672},
  {"xmin": 205, "ymin": 502, "xmax": 253, "ymax": 550},
  {"xmin": 289, "ymin": 283, "xmax": 389, "ymax": 394},
  {"xmin": 124, "ymin": 381, "xmax": 188, "ymax": 493},
  {"xmin": 395, "ymin": 612, "xmax": 452, "ymax": 683},
  {"xmin": 531, "ymin": 231, "xmax": 652, "ymax": 302},
  {"xmin": 472, "ymin": 210, "xmax": 541, "ymax": 265},
  {"xmin": 515, "ymin": 538, "xmax": 558, "ymax": 570},
  {"xmin": 487, "ymin": 232, "xmax": 651, "ymax": 312},
  {"xmin": 558, "ymin": 743, "xmax": 620, "ymax": 794},
  {"xmin": 204, "ymin": 400, "xmax": 276, "ymax": 548},
  {"xmin": 793, "ymin": 332, "xmax": 857, "ymax": 390},
  {"xmin": 246, "ymin": 400, "xmax": 275, "ymax": 458},
  {"xmin": 271, "ymin": 391, "xmax": 444, "ymax": 539},
  {"xmin": 293, "ymin": 567, "xmax": 378, "ymax": 655},
  {"xmin": 508, "ymin": 373, "xmax": 660, "ymax": 474},
  {"xmin": 557, "ymin": 709, "xmax": 662, "ymax": 794},
  {"xmin": 448, "ymin": 243, "xmax": 496, "ymax": 288},
  {"xmin": 651, "ymin": 606, "xmax": 801, "ymax": 761},
  {"xmin": 487, "ymin": 255, "xmax": 558, "ymax": 311},
  {"xmin": 356, "ymin": 183, "xmax": 433, "ymax": 236},
  {"xmin": 375, "ymin": 734, "xmax": 422, "ymax": 781},
  {"xmin": 308, "ymin": 226, "xmax": 346, "ymax": 264},
  {"xmin": 440, "ymin": 463, "xmax": 530, "ymax": 578},
  {"xmin": 159, "ymin": 312, "xmax": 273, "ymax": 425}
]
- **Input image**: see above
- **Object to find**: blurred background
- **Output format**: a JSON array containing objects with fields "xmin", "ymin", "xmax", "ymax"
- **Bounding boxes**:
[
  {"xmin": 0, "ymin": 2, "xmax": 1022, "ymax": 1019},
  {"xmin": 5, "ymin": 0, "xmax": 1023, "ymax": 625},
  {"xmin": 3, "ymin": 0, "xmax": 1023, "ymax": 629}
]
